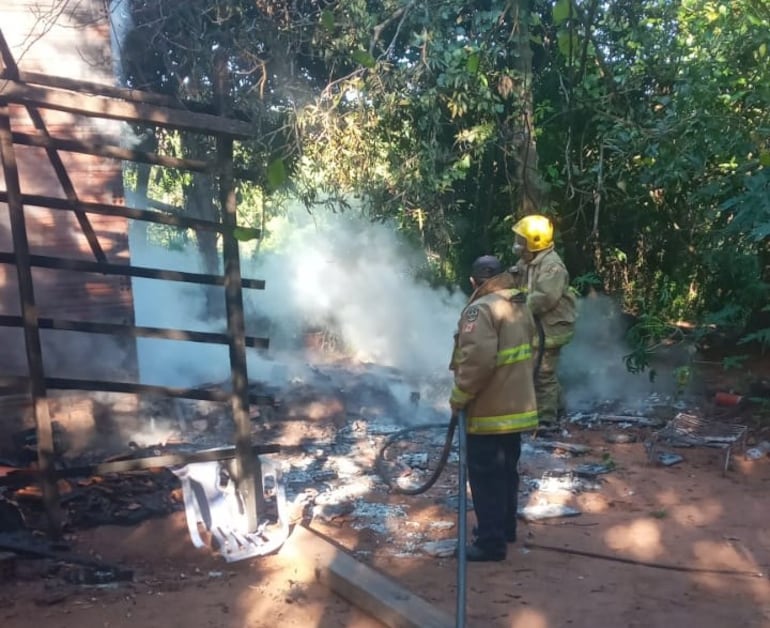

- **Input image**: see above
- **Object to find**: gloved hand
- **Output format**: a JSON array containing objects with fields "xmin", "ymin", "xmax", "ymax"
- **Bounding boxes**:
[{"xmin": 449, "ymin": 386, "xmax": 471, "ymax": 415}]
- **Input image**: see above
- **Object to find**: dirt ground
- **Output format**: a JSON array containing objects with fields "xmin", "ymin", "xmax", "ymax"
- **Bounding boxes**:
[{"xmin": 2, "ymin": 360, "xmax": 770, "ymax": 628}]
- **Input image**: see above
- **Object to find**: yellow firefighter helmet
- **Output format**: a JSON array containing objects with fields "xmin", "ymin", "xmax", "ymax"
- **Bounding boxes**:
[{"xmin": 512, "ymin": 214, "xmax": 554, "ymax": 252}]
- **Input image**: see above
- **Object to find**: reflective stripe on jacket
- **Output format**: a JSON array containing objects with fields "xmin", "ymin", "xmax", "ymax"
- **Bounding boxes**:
[
  {"xmin": 532, "ymin": 329, "xmax": 575, "ymax": 349},
  {"xmin": 450, "ymin": 272, "xmax": 538, "ymax": 435}
]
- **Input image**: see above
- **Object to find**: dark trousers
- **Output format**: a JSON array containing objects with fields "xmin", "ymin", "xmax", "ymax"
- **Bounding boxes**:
[{"xmin": 466, "ymin": 431, "xmax": 521, "ymax": 554}]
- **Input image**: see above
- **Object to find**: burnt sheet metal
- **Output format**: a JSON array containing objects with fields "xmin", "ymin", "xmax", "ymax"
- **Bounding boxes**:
[{"xmin": 172, "ymin": 455, "xmax": 289, "ymax": 562}]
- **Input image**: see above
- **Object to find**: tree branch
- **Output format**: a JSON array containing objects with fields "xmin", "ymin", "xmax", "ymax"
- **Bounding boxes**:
[{"xmin": 369, "ymin": 2, "xmax": 416, "ymax": 57}]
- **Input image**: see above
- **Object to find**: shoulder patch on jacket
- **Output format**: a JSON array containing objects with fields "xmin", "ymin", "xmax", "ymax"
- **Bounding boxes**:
[
  {"xmin": 464, "ymin": 306, "xmax": 479, "ymax": 322},
  {"xmin": 542, "ymin": 264, "xmax": 562, "ymax": 277}
]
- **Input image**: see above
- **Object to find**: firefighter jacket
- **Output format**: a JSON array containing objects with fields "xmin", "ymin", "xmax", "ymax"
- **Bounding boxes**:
[
  {"xmin": 449, "ymin": 272, "xmax": 538, "ymax": 435},
  {"xmin": 514, "ymin": 245, "xmax": 577, "ymax": 348}
]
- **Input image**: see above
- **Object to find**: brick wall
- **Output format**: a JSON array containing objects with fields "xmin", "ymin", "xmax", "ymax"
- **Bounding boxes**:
[{"xmin": 0, "ymin": 2, "xmax": 139, "ymax": 454}]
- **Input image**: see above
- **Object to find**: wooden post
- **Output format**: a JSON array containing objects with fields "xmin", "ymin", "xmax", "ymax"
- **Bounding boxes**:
[
  {"xmin": 213, "ymin": 44, "xmax": 261, "ymax": 531},
  {"xmin": 0, "ymin": 104, "xmax": 62, "ymax": 536},
  {"xmin": 218, "ymin": 135, "xmax": 261, "ymax": 532}
]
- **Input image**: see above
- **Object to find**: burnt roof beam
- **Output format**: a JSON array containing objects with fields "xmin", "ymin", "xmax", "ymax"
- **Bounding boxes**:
[
  {"xmin": 10, "ymin": 131, "xmax": 261, "ymax": 181},
  {"xmin": 2, "ymin": 69, "xmax": 253, "ymax": 123},
  {"xmin": 0, "ymin": 79, "xmax": 255, "ymax": 138},
  {"xmin": 0, "ymin": 315, "xmax": 270, "ymax": 349},
  {"xmin": 0, "ymin": 251, "xmax": 266, "ymax": 290},
  {"xmin": 0, "ymin": 191, "xmax": 261, "ymax": 239}
]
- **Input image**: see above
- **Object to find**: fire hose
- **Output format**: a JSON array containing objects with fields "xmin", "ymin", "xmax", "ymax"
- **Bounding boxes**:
[
  {"xmin": 374, "ymin": 317, "xmax": 545, "ymax": 628},
  {"xmin": 375, "ymin": 317, "xmax": 545, "ymax": 495}
]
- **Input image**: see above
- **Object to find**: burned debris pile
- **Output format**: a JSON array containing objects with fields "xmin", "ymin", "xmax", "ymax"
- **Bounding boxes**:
[
  {"xmin": 0, "ymin": 360, "xmax": 763, "ymax": 581},
  {"xmin": 4, "ymin": 464, "xmax": 181, "ymax": 531}
]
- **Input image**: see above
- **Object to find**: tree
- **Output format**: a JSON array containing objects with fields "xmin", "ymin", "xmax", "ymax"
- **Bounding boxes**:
[
  {"xmin": 118, "ymin": 0, "xmax": 324, "ymax": 313},
  {"xmin": 297, "ymin": 1, "xmax": 557, "ymax": 280},
  {"xmin": 114, "ymin": 0, "xmax": 769, "ymax": 347}
]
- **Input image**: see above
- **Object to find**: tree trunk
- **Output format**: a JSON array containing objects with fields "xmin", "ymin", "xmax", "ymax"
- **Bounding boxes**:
[
  {"xmin": 131, "ymin": 131, "xmax": 157, "ymax": 250},
  {"xmin": 511, "ymin": 0, "xmax": 548, "ymax": 217},
  {"xmin": 180, "ymin": 134, "xmax": 223, "ymax": 319}
]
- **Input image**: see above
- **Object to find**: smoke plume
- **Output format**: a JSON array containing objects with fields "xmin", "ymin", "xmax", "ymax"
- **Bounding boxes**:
[
  {"xmin": 558, "ymin": 293, "xmax": 680, "ymax": 411},
  {"xmin": 129, "ymin": 203, "xmax": 467, "ymax": 397}
]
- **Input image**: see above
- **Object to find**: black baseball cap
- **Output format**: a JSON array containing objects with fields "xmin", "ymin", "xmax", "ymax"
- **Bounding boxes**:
[{"xmin": 471, "ymin": 255, "xmax": 503, "ymax": 280}]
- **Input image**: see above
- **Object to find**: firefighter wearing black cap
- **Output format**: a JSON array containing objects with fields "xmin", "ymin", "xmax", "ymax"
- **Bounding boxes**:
[{"xmin": 449, "ymin": 255, "xmax": 538, "ymax": 562}]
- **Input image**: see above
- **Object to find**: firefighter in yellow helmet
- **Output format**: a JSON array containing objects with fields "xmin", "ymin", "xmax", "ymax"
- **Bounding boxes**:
[{"xmin": 511, "ymin": 215, "xmax": 577, "ymax": 429}]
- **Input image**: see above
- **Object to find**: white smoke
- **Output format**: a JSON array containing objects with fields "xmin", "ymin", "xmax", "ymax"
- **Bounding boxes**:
[
  {"xmin": 559, "ymin": 293, "xmax": 681, "ymax": 411},
  {"xmin": 129, "ymin": 202, "xmax": 467, "ymax": 392},
  {"xmin": 246, "ymin": 207, "xmax": 466, "ymax": 375}
]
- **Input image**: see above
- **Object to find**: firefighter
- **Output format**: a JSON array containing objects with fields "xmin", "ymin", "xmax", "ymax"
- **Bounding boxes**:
[
  {"xmin": 449, "ymin": 255, "xmax": 538, "ymax": 562},
  {"xmin": 511, "ymin": 215, "xmax": 577, "ymax": 429}
]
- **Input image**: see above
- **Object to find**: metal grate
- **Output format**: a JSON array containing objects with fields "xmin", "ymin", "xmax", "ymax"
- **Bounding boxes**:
[{"xmin": 646, "ymin": 413, "xmax": 748, "ymax": 474}]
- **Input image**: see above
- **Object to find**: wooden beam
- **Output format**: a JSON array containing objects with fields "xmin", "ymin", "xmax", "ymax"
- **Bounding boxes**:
[
  {"xmin": 0, "ymin": 79, "xmax": 255, "ymax": 138},
  {"xmin": 0, "ymin": 32, "xmax": 252, "ymax": 129},
  {"xmin": 218, "ymin": 129, "xmax": 261, "ymax": 531},
  {"xmin": 1, "ymin": 444, "xmax": 281, "ymax": 485},
  {"xmin": 0, "ymin": 104, "xmax": 62, "ymax": 536},
  {"xmin": 5, "ymin": 69, "xmax": 253, "ymax": 122},
  {"xmin": 12, "ymin": 131, "xmax": 212, "ymax": 173},
  {"xmin": 11, "ymin": 131, "xmax": 262, "ymax": 181},
  {"xmin": 0, "ymin": 28, "xmax": 18, "ymax": 77},
  {"xmin": 0, "ymin": 191, "xmax": 261, "ymax": 239},
  {"xmin": 284, "ymin": 526, "xmax": 454, "ymax": 628},
  {"xmin": 13, "ymin": 70, "xmax": 188, "ymax": 110},
  {"xmin": 0, "ymin": 252, "xmax": 266, "ymax": 290},
  {"xmin": 0, "ymin": 375, "xmax": 277, "ymax": 405},
  {"xmin": 0, "ymin": 315, "xmax": 270, "ymax": 349},
  {"xmin": 146, "ymin": 197, "xmax": 183, "ymax": 213}
]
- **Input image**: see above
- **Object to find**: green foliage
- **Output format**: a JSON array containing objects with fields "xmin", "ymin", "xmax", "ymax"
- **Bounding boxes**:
[
  {"xmin": 232, "ymin": 227, "xmax": 259, "ymax": 242},
  {"xmin": 351, "ymin": 49, "xmax": 376, "ymax": 69},
  {"xmin": 722, "ymin": 354, "xmax": 749, "ymax": 371},
  {"xmin": 623, "ymin": 314, "xmax": 686, "ymax": 374},
  {"xmin": 144, "ymin": 222, "xmax": 192, "ymax": 251},
  {"xmin": 572, "ymin": 272, "xmax": 602, "ymax": 294},
  {"xmin": 266, "ymin": 158, "xmax": 288, "ymax": 191},
  {"xmin": 673, "ymin": 366, "xmax": 691, "ymax": 396},
  {"xmin": 530, "ymin": 0, "xmax": 770, "ymax": 361},
  {"xmin": 117, "ymin": 0, "xmax": 770, "ymax": 373},
  {"xmin": 295, "ymin": 0, "xmax": 552, "ymax": 280},
  {"xmin": 738, "ymin": 328, "xmax": 770, "ymax": 352}
]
